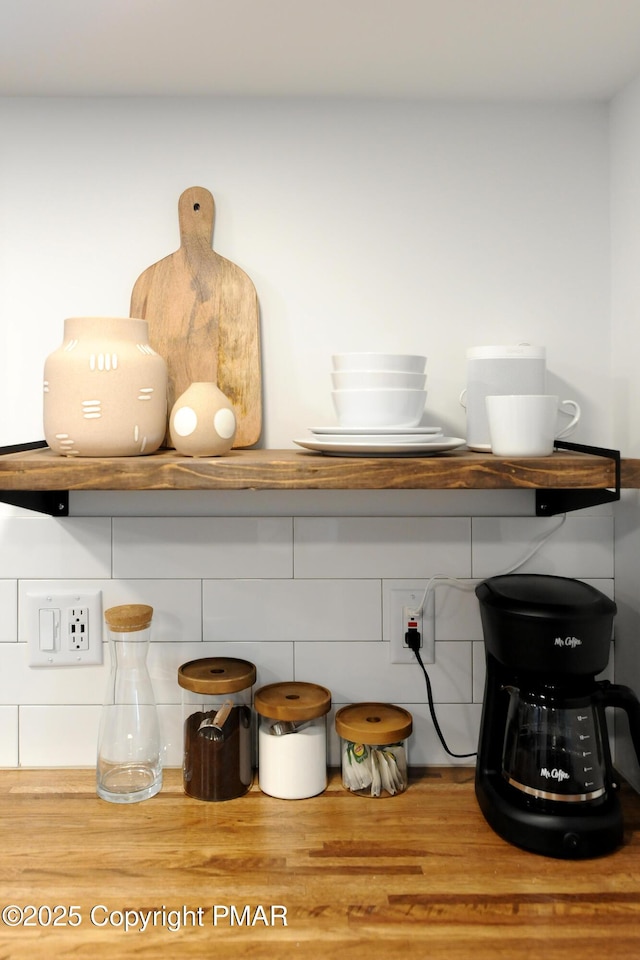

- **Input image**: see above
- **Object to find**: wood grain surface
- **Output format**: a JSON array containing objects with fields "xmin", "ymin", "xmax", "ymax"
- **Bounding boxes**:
[
  {"xmin": 130, "ymin": 186, "xmax": 261, "ymax": 449},
  {"xmin": 0, "ymin": 767, "xmax": 639, "ymax": 959},
  {"xmin": 0, "ymin": 446, "xmax": 625, "ymax": 492}
]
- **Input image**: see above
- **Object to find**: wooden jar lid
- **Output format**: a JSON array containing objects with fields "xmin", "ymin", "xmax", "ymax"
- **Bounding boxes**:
[
  {"xmin": 335, "ymin": 702, "xmax": 413, "ymax": 745},
  {"xmin": 178, "ymin": 657, "xmax": 256, "ymax": 695},
  {"xmin": 104, "ymin": 604, "xmax": 153, "ymax": 632},
  {"xmin": 254, "ymin": 682, "xmax": 331, "ymax": 721}
]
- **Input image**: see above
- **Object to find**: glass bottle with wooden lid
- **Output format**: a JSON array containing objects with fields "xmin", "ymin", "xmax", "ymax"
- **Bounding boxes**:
[
  {"xmin": 335, "ymin": 702, "xmax": 412, "ymax": 798},
  {"xmin": 255, "ymin": 681, "xmax": 332, "ymax": 799},
  {"xmin": 96, "ymin": 604, "xmax": 162, "ymax": 803},
  {"xmin": 178, "ymin": 657, "xmax": 256, "ymax": 801}
]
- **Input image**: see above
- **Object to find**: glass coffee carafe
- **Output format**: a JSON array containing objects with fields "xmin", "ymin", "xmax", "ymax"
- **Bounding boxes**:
[
  {"xmin": 502, "ymin": 684, "xmax": 608, "ymax": 803},
  {"xmin": 502, "ymin": 680, "xmax": 640, "ymax": 805}
]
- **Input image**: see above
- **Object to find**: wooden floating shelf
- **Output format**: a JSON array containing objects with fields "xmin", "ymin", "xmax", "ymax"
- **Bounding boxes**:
[{"xmin": 0, "ymin": 445, "xmax": 637, "ymax": 492}]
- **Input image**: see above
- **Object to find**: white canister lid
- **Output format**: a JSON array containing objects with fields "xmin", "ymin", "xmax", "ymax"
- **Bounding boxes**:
[{"xmin": 466, "ymin": 343, "xmax": 546, "ymax": 360}]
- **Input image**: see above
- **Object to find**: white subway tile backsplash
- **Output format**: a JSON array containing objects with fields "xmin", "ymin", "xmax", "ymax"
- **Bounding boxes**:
[
  {"xmin": 112, "ymin": 517, "xmax": 293, "ymax": 579},
  {"xmin": 294, "ymin": 640, "xmax": 472, "ymax": 704},
  {"xmin": 20, "ymin": 705, "xmax": 101, "ymax": 767},
  {"xmin": 206, "ymin": 641, "xmax": 295, "ymax": 691},
  {"xmin": 147, "ymin": 641, "xmax": 209, "ymax": 704},
  {"xmin": 0, "ymin": 644, "xmax": 107, "ymax": 706},
  {"xmin": 158, "ymin": 703, "xmax": 183, "ymax": 768},
  {"xmin": 0, "ymin": 581, "xmax": 17, "ymax": 642},
  {"xmin": 0, "ymin": 518, "xmax": 112, "ymax": 579},
  {"xmin": 403, "ymin": 702, "xmax": 481, "ymax": 767},
  {"xmin": 130, "ymin": 580, "xmax": 202, "ymax": 642},
  {"xmin": 18, "ymin": 579, "xmax": 202, "ymax": 644},
  {"xmin": 0, "ymin": 495, "xmax": 618, "ymax": 767},
  {"xmin": 581, "ymin": 578, "xmax": 615, "ymax": 600},
  {"xmin": 203, "ymin": 579, "xmax": 381, "ymax": 643},
  {"xmin": 382, "ymin": 577, "xmax": 482, "ymax": 643},
  {"xmin": 148, "ymin": 640, "xmax": 294, "ymax": 704},
  {"xmin": 471, "ymin": 516, "xmax": 614, "ymax": 579},
  {"xmin": 294, "ymin": 517, "xmax": 471, "ymax": 579},
  {"xmin": 0, "ymin": 707, "xmax": 18, "ymax": 765},
  {"xmin": 434, "ymin": 579, "xmax": 483, "ymax": 642},
  {"xmin": 473, "ymin": 641, "xmax": 487, "ymax": 703}
]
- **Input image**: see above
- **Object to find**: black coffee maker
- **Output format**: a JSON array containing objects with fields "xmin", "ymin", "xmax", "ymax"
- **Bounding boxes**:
[{"xmin": 475, "ymin": 574, "xmax": 640, "ymax": 859}]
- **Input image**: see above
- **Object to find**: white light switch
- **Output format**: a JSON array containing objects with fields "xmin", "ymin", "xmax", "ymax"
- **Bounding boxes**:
[
  {"xmin": 25, "ymin": 590, "xmax": 103, "ymax": 667},
  {"xmin": 38, "ymin": 608, "xmax": 59, "ymax": 651}
]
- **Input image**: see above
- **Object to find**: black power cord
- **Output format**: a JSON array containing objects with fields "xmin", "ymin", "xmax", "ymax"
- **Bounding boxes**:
[{"xmin": 405, "ymin": 627, "xmax": 477, "ymax": 760}]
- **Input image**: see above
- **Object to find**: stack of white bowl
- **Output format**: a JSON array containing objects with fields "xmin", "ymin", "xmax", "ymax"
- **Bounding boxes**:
[{"xmin": 331, "ymin": 353, "xmax": 427, "ymax": 428}]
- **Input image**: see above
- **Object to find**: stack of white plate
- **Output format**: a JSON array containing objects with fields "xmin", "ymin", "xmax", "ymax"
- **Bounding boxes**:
[{"xmin": 294, "ymin": 353, "xmax": 465, "ymax": 456}]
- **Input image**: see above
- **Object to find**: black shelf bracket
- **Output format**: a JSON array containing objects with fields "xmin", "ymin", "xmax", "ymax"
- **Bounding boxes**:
[
  {"xmin": 0, "ymin": 441, "xmax": 69, "ymax": 517},
  {"xmin": 535, "ymin": 440, "xmax": 620, "ymax": 517}
]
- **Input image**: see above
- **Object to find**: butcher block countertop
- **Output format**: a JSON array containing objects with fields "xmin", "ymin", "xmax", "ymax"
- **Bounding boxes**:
[{"xmin": 2, "ymin": 767, "xmax": 640, "ymax": 960}]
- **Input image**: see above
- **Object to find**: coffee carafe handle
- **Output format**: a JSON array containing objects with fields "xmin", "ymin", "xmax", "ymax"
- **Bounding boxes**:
[{"xmin": 598, "ymin": 680, "xmax": 640, "ymax": 764}]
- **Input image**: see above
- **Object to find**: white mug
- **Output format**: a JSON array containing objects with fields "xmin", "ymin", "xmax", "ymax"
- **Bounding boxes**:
[{"xmin": 485, "ymin": 394, "xmax": 581, "ymax": 457}]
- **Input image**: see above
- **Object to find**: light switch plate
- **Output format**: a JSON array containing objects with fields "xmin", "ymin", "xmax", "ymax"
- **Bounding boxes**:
[{"xmin": 24, "ymin": 590, "xmax": 103, "ymax": 667}]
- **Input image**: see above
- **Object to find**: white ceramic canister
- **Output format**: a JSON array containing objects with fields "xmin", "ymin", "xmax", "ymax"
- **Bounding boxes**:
[
  {"xmin": 255, "ymin": 681, "xmax": 331, "ymax": 800},
  {"xmin": 43, "ymin": 317, "xmax": 168, "ymax": 457},
  {"xmin": 462, "ymin": 344, "xmax": 546, "ymax": 451}
]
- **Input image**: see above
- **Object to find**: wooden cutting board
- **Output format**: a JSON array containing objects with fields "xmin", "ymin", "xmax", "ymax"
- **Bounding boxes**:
[{"xmin": 130, "ymin": 186, "xmax": 261, "ymax": 448}]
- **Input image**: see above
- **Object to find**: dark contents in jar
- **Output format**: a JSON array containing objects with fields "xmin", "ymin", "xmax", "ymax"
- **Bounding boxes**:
[{"xmin": 183, "ymin": 705, "xmax": 252, "ymax": 801}]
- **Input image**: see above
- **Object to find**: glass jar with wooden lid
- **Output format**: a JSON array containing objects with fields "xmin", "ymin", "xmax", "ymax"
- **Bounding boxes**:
[
  {"xmin": 255, "ymin": 681, "xmax": 331, "ymax": 799},
  {"xmin": 335, "ymin": 702, "xmax": 412, "ymax": 798},
  {"xmin": 178, "ymin": 657, "xmax": 256, "ymax": 801}
]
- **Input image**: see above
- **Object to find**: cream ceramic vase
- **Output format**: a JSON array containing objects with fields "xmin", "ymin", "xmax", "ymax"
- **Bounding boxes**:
[
  {"xmin": 43, "ymin": 317, "xmax": 168, "ymax": 457},
  {"xmin": 169, "ymin": 382, "xmax": 237, "ymax": 457}
]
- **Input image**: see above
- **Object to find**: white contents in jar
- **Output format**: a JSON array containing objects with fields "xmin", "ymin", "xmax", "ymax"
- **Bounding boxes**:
[{"xmin": 258, "ymin": 721, "xmax": 327, "ymax": 799}]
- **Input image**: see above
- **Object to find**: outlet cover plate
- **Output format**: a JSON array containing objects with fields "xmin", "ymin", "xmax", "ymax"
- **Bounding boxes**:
[
  {"xmin": 24, "ymin": 589, "xmax": 103, "ymax": 667},
  {"xmin": 383, "ymin": 580, "xmax": 435, "ymax": 664}
]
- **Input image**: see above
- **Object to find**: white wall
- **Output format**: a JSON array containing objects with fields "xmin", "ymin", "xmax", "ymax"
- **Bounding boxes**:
[
  {"xmin": 0, "ymin": 96, "xmax": 621, "ymax": 772},
  {"xmin": 0, "ymin": 97, "xmax": 610, "ymax": 447},
  {"xmin": 610, "ymin": 74, "xmax": 640, "ymax": 789},
  {"xmin": 611, "ymin": 74, "xmax": 640, "ymax": 458}
]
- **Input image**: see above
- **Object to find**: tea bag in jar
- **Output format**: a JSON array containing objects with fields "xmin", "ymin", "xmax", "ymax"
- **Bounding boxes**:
[{"xmin": 335, "ymin": 702, "xmax": 412, "ymax": 797}]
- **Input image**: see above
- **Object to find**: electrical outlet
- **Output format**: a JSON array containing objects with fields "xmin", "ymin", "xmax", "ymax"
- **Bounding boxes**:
[
  {"xmin": 403, "ymin": 605, "xmax": 423, "ymax": 649},
  {"xmin": 384, "ymin": 581, "xmax": 435, "ymax": 664},
  {"xmin": 24, "ymin": 590, "xmax": 103, "ymax": 667},
  {"xmin": 68, "ymin": 608, "xmax": 90, "ymax": 651}
]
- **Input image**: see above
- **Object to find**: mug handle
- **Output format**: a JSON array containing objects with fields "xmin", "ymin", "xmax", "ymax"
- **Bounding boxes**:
[
  {"xmin": 555, "ymin": 399, "xmax": 581, "ymax": 439},
  {"xmin": 459, "ymin": 388, "xmax": 467, "ymax": 409}
]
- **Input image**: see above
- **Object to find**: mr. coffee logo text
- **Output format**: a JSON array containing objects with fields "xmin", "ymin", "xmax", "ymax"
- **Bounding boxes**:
[
  {"xmin": 540, "ymin": 767, "xmax": 570, "ymax": 782},
  {"xmin": 554, "ymin": 636, "xmax": 583, "ymax": 649}
]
